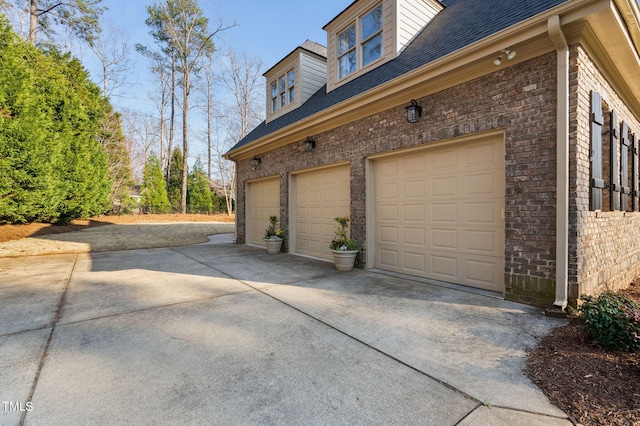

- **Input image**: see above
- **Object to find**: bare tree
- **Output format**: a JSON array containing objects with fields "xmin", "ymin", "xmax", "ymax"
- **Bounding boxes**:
[
  {"xmin": 120, "ymin": 109, "xmax": 160, "ymax": 182},
  {"xmin": 88, "ymin": 23, "xmax": 132, "ymax": 99},
  {"xmin": 215, "ymin": 48, "xmax": 264, "ymax": 215},
  {"xmin": 220, "ymin": 49, "xmax": 264, "ymax": 141},
  {"xmin": 197, "ymin": 52, "xmax": 220, "ymax": 181},
  {"xmin": 135, "ymin": 44, "xmax": 175, "ymax": 177},
  {"xmin": 145, "ymin": 0, "xmax": 234, "ymax": 213}
]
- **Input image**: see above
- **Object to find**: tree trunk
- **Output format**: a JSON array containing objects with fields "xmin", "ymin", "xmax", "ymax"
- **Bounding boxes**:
[
  {"xmin": 166, "ymin": 51, "xmax": 176, "ymax": 194},
  {"xmin": 181, "ymin": 70, "xmax": 189, "ymax": 214},
  {"xmin": 29, "ymin": 0, "xmax": 38, "ymax": 45}
]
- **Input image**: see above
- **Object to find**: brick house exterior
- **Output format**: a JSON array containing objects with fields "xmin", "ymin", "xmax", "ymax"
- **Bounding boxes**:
[{"xmin": 226, "ymin": 0, "xmax": 640, "ymax": 307}]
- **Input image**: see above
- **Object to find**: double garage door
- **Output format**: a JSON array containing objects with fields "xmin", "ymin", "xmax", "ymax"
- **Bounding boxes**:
[
  {"xmin": 374, "ymin": 136, "xmax": 505, "ymax": 292},
  {"xmin": 247, "ymin": 135, "xmax": 504, "ymax": 292}
]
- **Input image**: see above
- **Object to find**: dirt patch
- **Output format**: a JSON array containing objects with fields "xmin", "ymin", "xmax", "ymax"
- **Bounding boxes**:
[
  {"xmin": 526, "ymin": 284, "xmax": 640, "ymax": 425},
  {"xmin": 0, "ymin": 214, "xmax": 235, "ymax": 257}
]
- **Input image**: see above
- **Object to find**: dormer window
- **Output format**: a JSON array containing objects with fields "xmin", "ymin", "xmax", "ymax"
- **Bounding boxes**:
[
  {"xmin": 271, "ymin": 69, "xmax": 296, "ymax": 113},
  {"xmin": 337, "ymin": 3, "xmax": 383, "ymax": 80},
  {"xmin": 324, "ymin": 0, "xmax": 443, "ymax": 93},
  {"xmin": 338, "ymin": 25, "xmax": 356, "ymax": 79},
  {"xmin": 288, "ymin": 70, "xmax": 295, "ymax": 102},
  {"xmin": 264, "ymin": 40, "xmax": 327, "ymax": 123}
]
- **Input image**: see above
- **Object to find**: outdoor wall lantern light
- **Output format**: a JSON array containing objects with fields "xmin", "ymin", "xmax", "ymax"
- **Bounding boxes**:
[
  {"xmin": 304, "ymin": 137, "xmax": 316, "ymax": 152},
  {"xmin": 493, "ymin": 48, "xmax": 516, "ymax": 66},
  {"xmin": 406, "ymin": 99, "xmax": 422, "ymax": 123},
  {"xmin": 251, "ymin": 156, "xmax": 261, "ymax": 168}
]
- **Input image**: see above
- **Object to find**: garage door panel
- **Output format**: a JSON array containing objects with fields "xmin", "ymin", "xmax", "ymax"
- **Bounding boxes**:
[
  {"xmin": 403, "ymin": 204, "xmax": 425, "ymax": 222},
  {"xmin": 375, "ymin": 136, "xmax": 504, "ymax": 292},
  {"xmin": 380, "ymin": 205, "xmax": 398, "ymax": 221},
  {"xmin": 465, "ymin": 172, "xmax": 498, "ymax": 196},
  {"xmin": 431, "ymin": 255, "xmax": 457, "ymax": 278},
  {"xmin": 431, "ymin": 149, "xmax": 457, "ymax": 170},
  {"xmin": 431, "ymin": 228, "xmax": 457, "ymax": 250},
  {"xmin": 465, "ymin": 202, "xmax": 498, "ymax": 224},
  {"xmin": 432, "ymin": 203, "xmax": 457, "ymax": 223},
  {"xmin": 404, "ymin": 227, "xmax": 425, "ymax": 246},
  {"xmin": 379, "ymin": 249, "xmax": 398, "ymax": 268},
  {"xmin": 404, "ymin": 252, "xmax": 426, "ymax": 272},
  {"xmin": 295, "ymin": 164, "xmax": 350, "ymax": 260},
  {"xmin": 432, "ymin": 177, "xmax": 457, "ymax": 197},
  {"xmin": 465, "ymin": 229, "xmax": 498, "ymax": 254},
  {"xmin": 380, "ymin": 226, "xmax": 398, "ymax": 243},
  {"xmin": 465, "ymin": 258, "xmax": 500, "ymax": 287}
]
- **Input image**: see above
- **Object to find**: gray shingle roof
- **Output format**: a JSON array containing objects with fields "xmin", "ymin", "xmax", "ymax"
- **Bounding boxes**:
[{"xmin": 228, "ymin": 0, "xmax": 567, "ymax": 154}]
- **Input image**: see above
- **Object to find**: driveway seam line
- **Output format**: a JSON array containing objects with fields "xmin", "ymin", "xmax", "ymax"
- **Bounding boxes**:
[
  {"xmin": 173, "ymin": 249, "xmax": 483, "ymax": 405},
  {"xmin": 229, "ymin": 273, "xmax": 486, "ymax": 408},
  {"xmin": 53, "ymin": 289, "xmax": 257, "ymax": 328},
  {"xmin": 19, "ymin": 253, "xmax": 78, "ymax": 426}
]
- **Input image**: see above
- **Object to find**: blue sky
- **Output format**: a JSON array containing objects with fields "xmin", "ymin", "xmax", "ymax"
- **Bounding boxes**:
[{"xmin": 93, "ymin": 0, "xmax": 349, "ymax": 114}]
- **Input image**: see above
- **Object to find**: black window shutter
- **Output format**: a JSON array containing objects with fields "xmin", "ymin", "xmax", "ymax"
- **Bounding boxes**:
[
  {"xmin": 610, "ymin": 110, "xmax": 620, "ymax": 211},
  {"xmin": 620, "ymin": 121, "xmax": 630, "ymax": 210},
  {"xmin": 633, "ymin": 133, "xmax": 639, "ymax": 211},
  {"xmin": 590, "ymin": 91, "xmax": 604, "ymax": 210}
]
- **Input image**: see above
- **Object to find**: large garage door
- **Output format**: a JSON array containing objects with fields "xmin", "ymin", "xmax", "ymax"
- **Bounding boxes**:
[
  {"xmin": 294, "ymin": 164, "xmax": 350, "ymax": 260},
  {"xmin": 374, "ymin": 136, "xmax": 504, "ymax": 292},
  {"xmin": 247, "ymin": 177, "xmax": 280, "ymax": 246}
]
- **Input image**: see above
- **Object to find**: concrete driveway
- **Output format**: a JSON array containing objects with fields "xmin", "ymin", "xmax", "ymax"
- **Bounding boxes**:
[{"xmin": 0, "ymin": 234, "xmax": 570, "ymax": 425}]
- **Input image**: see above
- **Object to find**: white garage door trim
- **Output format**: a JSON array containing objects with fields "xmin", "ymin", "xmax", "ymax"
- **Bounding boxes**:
[
  {"xmin": 246, "ymin": 176, "xmax": 280, "ymax": 247},
  {"xmin": 290, "ymin": 162, "xmax": 351, "ymax": 260},
  {"xmin": 367, "ymin": 132, "xmax": 505, "ymax": 293}
]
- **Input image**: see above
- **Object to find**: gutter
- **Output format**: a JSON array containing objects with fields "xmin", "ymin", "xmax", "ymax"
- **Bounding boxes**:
[{"xmin": 548, "ymin": 15, "xmax": 569, "ymax": 310}]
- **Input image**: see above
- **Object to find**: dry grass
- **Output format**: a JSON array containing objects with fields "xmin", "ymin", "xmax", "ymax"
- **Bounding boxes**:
[{"xmin": 0, "ymin": 214, "xmax": 234, "ymax": 243}]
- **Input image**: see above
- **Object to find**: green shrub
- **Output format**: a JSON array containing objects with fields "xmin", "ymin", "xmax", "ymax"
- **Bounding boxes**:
[{"xmin": 579, "ymin": 291, "xmax": 640, "ymax": 352}]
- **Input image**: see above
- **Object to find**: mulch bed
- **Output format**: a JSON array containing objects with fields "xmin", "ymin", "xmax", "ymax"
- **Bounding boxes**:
[{"xmin": 525, "ymin": 283, "xmax": 640, "ymax": 425}]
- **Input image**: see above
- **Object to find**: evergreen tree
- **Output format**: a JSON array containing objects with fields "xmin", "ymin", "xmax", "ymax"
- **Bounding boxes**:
[
  {"xmin": 186, "ymin": 159, "xmax": 212, "ymax": 213},
  {"xmin": 0, "ymin": 18, "xmax": 111, "ymax": 223},
  {"xmin": 140, "ymin": 152, "xmax": 170, "ymax": 214},
  {"xmin": 167, "ymin": 147, "xmax": 183, "ymax": 211}
]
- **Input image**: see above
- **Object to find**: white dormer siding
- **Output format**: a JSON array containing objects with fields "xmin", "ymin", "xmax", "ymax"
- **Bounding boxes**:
[
  {"xmin": 264, "ymin": 40, "xmax": 327, "ymax": 124},
  {"xmin": 396, "ymin": 0, "xmax": 442, "ymax": 53},
  {"xmin": 324, "ymin": 0, "xmax": 443, "ymax": 93}
]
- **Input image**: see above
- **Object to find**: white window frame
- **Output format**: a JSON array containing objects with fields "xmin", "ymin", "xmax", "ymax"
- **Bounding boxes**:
[
  {"xmin": 270, "ymin": 68, "xmax": 295, "ymax": 113},
  {"xmin": 336, "ymin": 2, "xmax": 383, "ymax": 81}
]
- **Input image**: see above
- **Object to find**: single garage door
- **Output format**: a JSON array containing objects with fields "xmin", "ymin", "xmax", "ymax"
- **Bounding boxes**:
[
  {"xmin": 374, "ymin": 136, "xmax": 504, "ymax": 292},
  {"xmin": 247, "ymin": 177, "xmax": 280, "ymax": 246},
  {"xmin": 294, "ymin": 164, "xmax": 350, "ymax": 260}
]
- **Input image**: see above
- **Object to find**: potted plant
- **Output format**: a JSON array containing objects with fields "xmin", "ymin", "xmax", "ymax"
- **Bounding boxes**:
[
  {"xmin": 263, "ymin": 215, "xmax": 285, "ymax": 254},
  {"xmin": 329, "ymin": 216, "xmax": 359, "ymax": 271}
]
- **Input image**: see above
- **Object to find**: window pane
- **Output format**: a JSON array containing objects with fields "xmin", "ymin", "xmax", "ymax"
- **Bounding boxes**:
[
  {"xmin": 289, "ymin": 87, "xmax": 295, "ymax": 102},
  {"xmin": 288, "ymin": 70, "xmax": 295, "ymax": 87},
  {"xmin": 279, "ymin": 77, "xmax": 285, "ymax": 93},
  {"xmin": 338, "ymin": 25, "xmax": 355, "ymax": 55},
  {"xmin": 280, "ymin": 93, "xmax": 286, "ymax": 107},
  {"xmin": 363, "ymin": 33, "xmax": 382, "ymax": 66},
  {"xmin": 362, "ymin": 5, "xmax": 382, "ymax": 41},
  {"xmin": 271, "ymin": 83, "xmax": 277, "ymax": 97},
  {"xmin": 272, "ymin": 98, "xmax": 277, "ymax": 112},
  {"xmin": 339, "ymin": 50, "xmax": 356, "ymax": 79}
]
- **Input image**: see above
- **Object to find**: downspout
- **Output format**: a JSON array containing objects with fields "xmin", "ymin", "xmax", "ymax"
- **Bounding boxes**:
[{"xmin": 548, "ymin": 15, "xmax": 569, "ymax": 310}]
